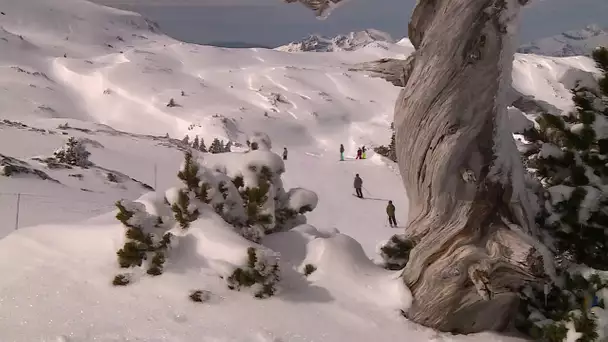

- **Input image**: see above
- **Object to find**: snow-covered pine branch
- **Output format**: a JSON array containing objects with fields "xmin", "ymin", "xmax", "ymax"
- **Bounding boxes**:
[
  {"xmin": 112, "ymin": 133, "xmax": 317, "ymax": 298},
  {"xmin": 517, "ymin": 46, "xmax": 608, "ymax": 341}
]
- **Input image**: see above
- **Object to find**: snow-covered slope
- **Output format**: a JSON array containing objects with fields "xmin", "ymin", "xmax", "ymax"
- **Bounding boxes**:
[
  {"xmin": 0, "ymin": 0, "xmax": 601, "ymax": 341},
  {"xmin": 275, "ymin": 29, "xmax": 399, "ymax": 53},
  {"xmin": 518, "ymin": 24, "xmax": 608, "ymax": 57}
]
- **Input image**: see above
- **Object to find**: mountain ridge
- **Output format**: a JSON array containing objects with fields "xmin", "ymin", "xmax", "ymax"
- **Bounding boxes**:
[{"xmin": 278, "ymin": 25, "xmax": 608, "ymax": 56}]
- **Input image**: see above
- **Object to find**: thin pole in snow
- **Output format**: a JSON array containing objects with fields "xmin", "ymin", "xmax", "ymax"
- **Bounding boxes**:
[
  {"xmin": 154, "ymin": 163, "xmax": 157, "ymax": 191},
  {"xmin": 15, "ymin": 193, "xmax": 21, "ymax": 230}
]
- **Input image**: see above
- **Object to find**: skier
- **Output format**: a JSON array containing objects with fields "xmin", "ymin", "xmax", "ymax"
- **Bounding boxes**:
[
  {"xmin": 362, "ymin": 146, "xmax": 367, "ymax": 159},
  {"xmin": 356, "ymin": 148, "xmax": 362, "ymax": 160},
  {"xmin": 340, "ymin": 144, "xmax": 345, "ymax": 161},
  {"xmin": 354, "ymin": 174, "xmax": 363, "ymax": 198},
  {"xmin": 283, "ymin": 147, "xmax": 288, "ymax": 160},
  {"xmin": 386, "ymin": 200, "xmax": 397, "ymax": 227}
]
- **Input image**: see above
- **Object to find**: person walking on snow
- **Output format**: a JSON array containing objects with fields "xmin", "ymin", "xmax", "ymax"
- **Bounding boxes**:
[
  {"xmin": 386, "ymin": 200, "xmax": 397, "ymax": 227},
  {"xmin": 340, "ymin": 144, "xmax": 345, "ymax": 161},
  {"xmin": 356, "ymin": 148, "xmax": 362, "ymax": 160},
  {"xmin": 362, "ymin": 146, "xmax": 367, "ymax": 159},
  {"xmin": 354, "ymin": 174, "xmax": 363, "ymax": 198},
  {"xmin": 283, "ymin": 147, "xmax": 288, "ymax": 160}
]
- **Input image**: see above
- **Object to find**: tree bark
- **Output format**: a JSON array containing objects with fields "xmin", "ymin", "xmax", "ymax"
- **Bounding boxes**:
[
  {"xmin": 394, "ymin": 0, "xmax": 553, "ymax": 333},
  {"xmin": 284, "ymin": 0, "xmax": 553, "ymax": 334}
]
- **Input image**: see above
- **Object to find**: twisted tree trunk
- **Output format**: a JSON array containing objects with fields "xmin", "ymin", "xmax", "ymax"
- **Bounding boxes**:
[
  {"xmin": 285, "ymin": 0, "xmax": 554, "ymax": 334},
  {"xmin": 395, "ymin": 0, "xmax": 554, "ymax": 333}
]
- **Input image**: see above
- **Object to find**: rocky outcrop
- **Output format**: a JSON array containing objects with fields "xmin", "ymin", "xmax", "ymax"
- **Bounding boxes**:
[
  {"xmin": 1, "ymin": 154, "xmax": 58, "ymax": 182},
  {"xmin": 349, "ymin": 56, "xmax": 414, "ymax": 87},
  {"xmin": 276, "ymin": 29, "xmax": 394, "ymax": 52}
]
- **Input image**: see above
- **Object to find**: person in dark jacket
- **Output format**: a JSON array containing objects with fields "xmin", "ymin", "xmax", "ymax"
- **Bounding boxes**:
[
  {"xmin": 386, "ymin": 200, "xmax": 397, "ymax": 227},
  {"xmin": 340, "ymin": 144, "xmax": 345, "ymax": 161},
  {"xmin": 356, "ymin": 148, "xmax": 362, "ymax": 160},
  {"xmin": 354, "ymin": 174, "xmax": 363, "ymax": 198},
  {"xmin": 283, "ymin": 147, "xmax": 288, "ymax": 160}
]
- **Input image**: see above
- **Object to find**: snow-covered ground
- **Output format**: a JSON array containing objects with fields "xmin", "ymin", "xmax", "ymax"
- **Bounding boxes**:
[{"xmin": 0, "ymin": 0, "xmax": 603, "ymax": 341}]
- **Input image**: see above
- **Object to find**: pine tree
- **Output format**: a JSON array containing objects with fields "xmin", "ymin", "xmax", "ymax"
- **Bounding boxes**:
[
  {"xmin": 209, "ymin": 138, "xmax": 225, "ymax": 154},
  {"xmin": 517, "ymin": 46, "xmax": 608, "ymax": 341},
  {"xmin": 387, "ymin": 122, "xmax": 397, "ymax": 161},
  {"xmin": 171, "ymin": 151, "xmax": 201, "ymax": 228},
  {"xmin": 114, "ymin": 200, "xmax": 172, "ymax": 280},
  {"xmin": 226, "ymin": 247, "xmax": 280, "ymax": 298},
  {"xmin": 53, "ymin": 137, "xmax": 92, "ymax": 167},
  {"xmin": 181, "ymin": 135, "xmax": 189, "ymax": 146},
  {"xmin": 593, "ymin": 47, "xmax": 608, "ymax": 95},
  {"xmin": 192, "ymin": 135, "xmax": 200, "ymax": 150},
  {"xmin": 523, "ymin": 47, "xmax": 608, "ymax": 269},
  {"xmin": 199, "ymin": 137, "xmax": 207, "ymax": 153},
  {"xmin": 224, "ymin": 141, "xmax": 232, "ymax": 152},
  {"xmin": 373, "ymin": 122, "xmax": 397, "ymax": 162}
]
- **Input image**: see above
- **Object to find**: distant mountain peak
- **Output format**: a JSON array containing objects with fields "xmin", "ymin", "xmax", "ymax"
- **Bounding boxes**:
[
  {"xmin": 275, "ymin": 29, "xmax": 395, "ymax": 52},
  {"xmin": 518, "ymin": 24, "xmax": 608, "ymax": 57}
]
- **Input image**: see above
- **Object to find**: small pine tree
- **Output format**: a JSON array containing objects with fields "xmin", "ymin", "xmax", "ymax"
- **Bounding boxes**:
[
  {"xmin": 209, "ymin": 138, "xmax": 225, "ymax": 154},
  {"xmin": 226, "ymin": 247, "xmax": 280, "ymax": 298},
  {"xmin": 189, "ymin": 289, "xmax": 211, "ymax": 303},
  {"xmin": 181, "ymin": 135, "xmax": 190, "ymax": 146},
  {"xmin": 303, "ymin": 264, "xmax": 317, "ymax": 276},
  {"xmin": 53, "ymin": 137, "xmax": 92, "ymax": 167},
  {"xmin": 593, "ymin": 47, "xmax": 608, "ymax": 95},
  {"xmin": 192, "ymin": 135, "xmax": 200, "ymax": 150},
  {"xmin": 379, "ymin": 235, "xmax": 416, "ymax": 270},
  {"xmin": 199, "ymin": 138, "xmax": 207, "ymax": 153},
  {"xmin": 224, "ymin": 141, "xmax": 232, "ymax": 152},
  {"xmin": 171, "ymin": 151, "xmax": 202, "ymax": 228},
  {"xmin": 373, "ymin": 122, "xmax": 397, "ymax": 162},
  {"xmin": 240, "ymin": 166, "xmax": 273, "ymax": 230},
  {"xmin": 114, "ymin": 200, "xmax": 172, "ymax": 278}
]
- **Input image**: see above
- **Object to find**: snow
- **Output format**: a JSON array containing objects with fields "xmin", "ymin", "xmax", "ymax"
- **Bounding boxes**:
[
  {"xmin": 286, "ymin": 188, "xmax": 319, "ymax": 212},
  {"xmin": 0, "ymin": 0, "xmax": 599, "ymax": 341},
  {"xmin": 547, "ymin": 185, "xmax": 575, "ymax": 206},
  {"xmin": 592, "ymin": 112, "xmax": 608, "ymax": 139},
  {"xmin": 539, "ymin": 143, "xmax": 564, "ymax": 159}
]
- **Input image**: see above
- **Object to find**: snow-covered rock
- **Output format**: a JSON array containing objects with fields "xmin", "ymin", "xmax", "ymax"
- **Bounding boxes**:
[{"xmin": 275, "ymin": 29, "xmax": 395, "ymax": 52}]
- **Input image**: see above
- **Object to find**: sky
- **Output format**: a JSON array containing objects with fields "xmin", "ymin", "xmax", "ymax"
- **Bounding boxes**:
[{"xmin": 93, "ymin": 0, "xmax": 608, "ymax": 47}]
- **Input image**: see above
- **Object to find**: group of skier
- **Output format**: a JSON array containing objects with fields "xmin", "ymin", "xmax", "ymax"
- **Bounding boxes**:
[
  {"xmin": 284, "ymin": 145, "xmax": 398, "ymax": 228},
  {"xmin": 339, "ymin": 144, "xmax": 368, "ymax": 161},
  {"xmin": 353, "ymin": 174, "xmax": 398, "ymax": 228}
]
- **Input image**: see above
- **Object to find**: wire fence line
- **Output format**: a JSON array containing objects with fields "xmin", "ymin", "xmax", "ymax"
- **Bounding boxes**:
[{"xmin": 0, "ymin": 191, "xmax": 118, "ymax": 233}]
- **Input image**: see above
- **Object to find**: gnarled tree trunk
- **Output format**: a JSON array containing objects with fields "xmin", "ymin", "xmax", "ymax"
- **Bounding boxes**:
[
  {"xmin": 396, "ymin": 0, "xmax": 553, "ymax": 333},
  {"xmin": 285, "ymin": 0, "xmax": 554, "ymax": 334}
]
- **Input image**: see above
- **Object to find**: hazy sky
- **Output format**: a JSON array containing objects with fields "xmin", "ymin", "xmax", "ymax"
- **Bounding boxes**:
[{"xmin": 95, "ymin": 0, "xmax": 608, "ymax": 47}]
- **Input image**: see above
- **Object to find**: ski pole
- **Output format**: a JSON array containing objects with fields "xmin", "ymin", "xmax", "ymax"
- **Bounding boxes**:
[{"xmin": 363, "ymin": 187, "xmax": 371, "ymax": 196}]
